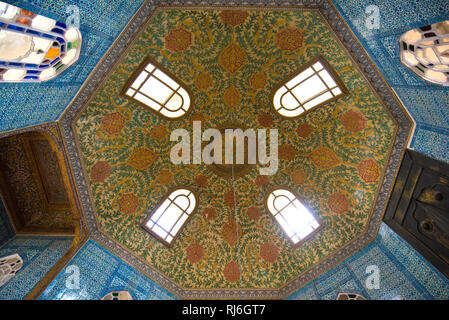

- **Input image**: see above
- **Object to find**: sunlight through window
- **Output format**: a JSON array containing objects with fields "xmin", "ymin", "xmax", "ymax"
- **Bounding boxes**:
[
  {"xmin": 141, "ymin": 188, "xmax": 197, "ymax": 246},
  {"xmin": 123, "ymin": 57, "xmax": 192, "ymax": 119},
  {"xmin": 266, "ymin": 188, "xmax": 320, "ymax": 245},
  {"xmin": 272, "ymin": 56, "xmax": 346, "ymax": 117}
]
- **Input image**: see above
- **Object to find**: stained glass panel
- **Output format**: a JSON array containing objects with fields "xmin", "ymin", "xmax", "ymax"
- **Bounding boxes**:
[{"xmin": 0, "ymin": 1, "xmax": 82, "ymax": 82}]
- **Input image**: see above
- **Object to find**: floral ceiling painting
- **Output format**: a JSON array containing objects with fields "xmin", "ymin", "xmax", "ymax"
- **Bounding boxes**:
[{"xmin": 66, "ymin": 5, "xmax": 411, "ymax": 298}]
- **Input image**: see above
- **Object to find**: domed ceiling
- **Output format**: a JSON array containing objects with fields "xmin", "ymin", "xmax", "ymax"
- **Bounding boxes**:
[{"xmin": 61, "ymin": 1, "xmax": 413, "ymax": 299}]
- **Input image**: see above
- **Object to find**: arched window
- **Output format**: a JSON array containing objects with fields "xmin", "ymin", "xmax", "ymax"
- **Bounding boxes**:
[
  {"xmin": 123, "ymin": 57, "xmax": 192, "ymax": 119},
  {"xmin": 266, "ymin": 188, "xmax": 320, "ymax": 245},
  {"xmin": 0, "ymin": 254, "xmax": 23, "ymax": 287},
  {"xmin": 400, "ymin": 20, "xmax": 449, "ymax": 86},
  {"xmin": 272, "ymin": 56, "xmax": 347, "ymax": 117},
  {"xmin": 141, "ymin": 188, "xmax": 197, "ymax": 246},
  {"xmin": 0, "ymin": 2, "xmax": 82, "ymax": 82}
]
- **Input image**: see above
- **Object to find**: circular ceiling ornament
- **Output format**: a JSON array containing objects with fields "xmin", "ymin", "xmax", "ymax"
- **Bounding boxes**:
[{"xmin": 207, "ymin": 123, "xmax": 256, "ymax": 179}]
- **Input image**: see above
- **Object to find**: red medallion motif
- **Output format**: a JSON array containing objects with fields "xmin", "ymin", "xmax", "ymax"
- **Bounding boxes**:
[
  {"xmin": 165, "ymin": 27, "xmax": 191, "ymax": 52},
  {"xmin": 221, "ymin": 218, "xmax": 241, "ymax": 247},
  {"xmin": 254, "ymin": 175, "xmax": 269, "ymax": 187},
  {"xmin": 191, "ymin": 113, "xmax": 206, "ymax": 124},
  {"xmin": 151, "ymin": 124, "xmax": 168, "ymax": 140},
  {"xmin": 246, "ymin": 206, "xmax": 261, "ymax": 221},
  {"xmin": 126, "ymin": 147, "xmax": 157, "ymax": 170},
  {"xmin": 194, "ymin": 174, "xmax": 208, "ymax": 187},
  {"xmin": 341, "ymin": 110, "xmax": 367, "ymax": 133},
  {"xmin": 296, "ymin": 123, "xmax": 314, "ymax": 138},
  {"xmin": 310, "ymin": 147, "xmax": 341, "ymax": 169},
  {"xmin": 219, "ymin": 42, "xmax": 247, "ymax": 74},
  {"xmin": 258, "ymin": 113, "xmax": 273, "ymax": 127},
  {"xmin": 225, "ymin": 190, "xmax": 238, "ymax": 208},
  {"xmin": 194, "ymin": 73, "xmax": 213, "ymax": 91},
  {"xmin": 203, "ymin": 206, "xmax": 216, "ymax": 221},
  {"xmin": 157, "ymin": 169, "xmax": 173, "ymax": 185},
  {"xmin": 290, "ymin": 169, "xmax": 306, "ymax": 185},
  {"xmin": 279, "ymin": 145, "xmax": 297, "ymax": 160},
  {"xmin": 249, "ymin": 72, "xmax": 267, "ymax": 89},
  {"xmin": 223, "ymin": 86, "xmax": 241, "ymax": 110}
]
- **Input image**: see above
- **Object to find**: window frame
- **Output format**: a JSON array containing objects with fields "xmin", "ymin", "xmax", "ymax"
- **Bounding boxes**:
[
  {"xmin": 121, "ymin": 56, "xmax": 194, "ymax": 120},
  {"xmin": 140, "ymin": 186, "xmax": 199, "ymax": 247},
  {"xmin": 270, "ymin": 55, "xmax": 348, "ymax": 119},
  {"xmin": 264, "ymin": 186, "xmax": 323, "ymax": 247}
]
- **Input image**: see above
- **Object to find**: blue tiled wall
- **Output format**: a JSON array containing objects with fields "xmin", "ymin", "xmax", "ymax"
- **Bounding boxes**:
[
  {"xmin": 0, "ymin": 0, "xmax": 144, "ymax": 132},
  {"xmin": 0, "ymin": 197, "xmax": 14, "ymax": 246},
  {"xmin": 1, "ymin": 1, "xmax": 448, "ymax": 300},
  {"xmin": 332, "ymin": 0, "xmax": 449, "ymax": 163},
  {"xmin": 287, "ymin": 223, "xmax": 449, "ymax": 300},
  {"xmin": 0, "ymin": 235, "xmax": 73, "ymax": 299},
  {"xmin": 38, "ymin": 225, "xmax": 449, "ymax": 300},
  {"xmin": 39, "ymin": 239, "xmax": 178, "ymax": 300}
]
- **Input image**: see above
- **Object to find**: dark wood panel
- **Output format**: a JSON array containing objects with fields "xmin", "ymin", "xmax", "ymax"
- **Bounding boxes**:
[{"xmin": 384, "ymin": 149, "xmax": 449, "ymax": 278}]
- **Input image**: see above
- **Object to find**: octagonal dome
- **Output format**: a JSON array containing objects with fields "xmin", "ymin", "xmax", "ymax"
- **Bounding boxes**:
[{"xmin": 60, "ymin": 1, "xmax": 413, "ymax": 299}]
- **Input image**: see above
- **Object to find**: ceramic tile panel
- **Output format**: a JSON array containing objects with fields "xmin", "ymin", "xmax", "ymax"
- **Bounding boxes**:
[
  {"xmin": 286, "ymin": 223, "xmax": 449, "ymax": 300},
  {"xmin": 39, "ymin": 239, "xmax": 178, "ymax": 300}
]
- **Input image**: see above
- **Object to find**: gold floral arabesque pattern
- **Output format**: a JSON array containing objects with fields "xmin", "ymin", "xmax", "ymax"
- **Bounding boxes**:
[{"xmin": 75, "ymin": 9, "xmax": 396, "ymax": 289}]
